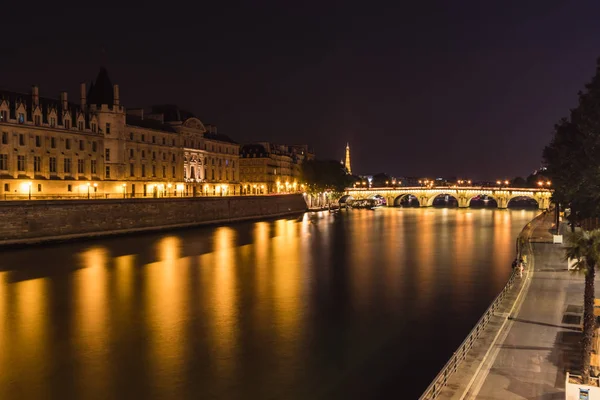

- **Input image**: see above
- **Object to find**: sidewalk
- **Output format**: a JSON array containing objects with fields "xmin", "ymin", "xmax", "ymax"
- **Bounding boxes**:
[{"xmin": 437, "ymin": 212, "xmax": 587, "ymax": 399}]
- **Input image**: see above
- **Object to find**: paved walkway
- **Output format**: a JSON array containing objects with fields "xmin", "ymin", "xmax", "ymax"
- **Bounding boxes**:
[{"xmin": 437, "ymin": 213, "xmax": 588, "ymax": 399}]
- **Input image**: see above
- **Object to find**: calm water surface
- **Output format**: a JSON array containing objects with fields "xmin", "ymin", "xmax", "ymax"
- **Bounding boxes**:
[{"xmin": 0, "ymin": 208, "xmax": 538, "ymax": 399}]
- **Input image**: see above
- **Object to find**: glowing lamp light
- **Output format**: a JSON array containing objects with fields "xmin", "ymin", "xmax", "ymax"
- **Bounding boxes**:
[
  {"xmin": 176, "ymin": 184, "xmax": 184, "ymax": 191},
  {"xmin": 93, "ymin": 183, "xmax": 98, "ymax": 187},
  {"xmin": 167, "ymin": 183, "xmax": 172, "ymax": 189},
  {"xmin": 496, "ymin": 180, "xmax": 501, "ymax": 185}
]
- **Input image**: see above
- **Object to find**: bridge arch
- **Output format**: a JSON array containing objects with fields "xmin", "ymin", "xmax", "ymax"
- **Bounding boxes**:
[
  {"xmin": 468, "ymin": 194, "xmax": 498, "ymax": 208},
  {"xmin": 393, "ymin": 193, "xmax": 420, "ymax": 207},
  {"xmin": 507, "ymin": 195, "xmax": 539, "ymax": 209},
  {"xmin": 339, "ymin": 194, "xmax": 354, "ymax": 205},
  {"xmin": 427, "ymin": 193, "xmax": 459, "ymax": 208}
]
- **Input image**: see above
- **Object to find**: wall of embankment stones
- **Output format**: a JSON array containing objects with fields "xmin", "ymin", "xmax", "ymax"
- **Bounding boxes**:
[{"xmin": 0, "ymin": 194, "xmax": 307, "ymax": 245}]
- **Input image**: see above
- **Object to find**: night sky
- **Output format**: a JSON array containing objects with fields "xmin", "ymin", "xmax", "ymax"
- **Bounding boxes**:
[{"xmin": 1, "ymin": 1, "xmax": 599, "ymax": 180}]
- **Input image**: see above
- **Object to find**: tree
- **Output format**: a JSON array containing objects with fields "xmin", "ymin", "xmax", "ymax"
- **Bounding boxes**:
[
  {"xmin": 543, "ymin": 58, "xmax": 600, "ymax": 224},
  {"xmin": 301, "ymin": 159, "xmax": 354, "ymax": 197},
  {"xmin": 511, "ymin": 177, "xmax": 527, "ymax": 188},
  {"xmin": 371, "ymin": 173, "xmax": 392, "ymax": 187},
  {"xmin": 565, "ymin": 230, "xmax": 600, "ymax": 384}
]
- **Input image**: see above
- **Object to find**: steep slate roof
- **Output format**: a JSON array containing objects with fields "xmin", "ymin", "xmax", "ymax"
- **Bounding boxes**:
[
  {"xmin": 87, "ymin": 67, "xmax": 114, "ymax": 107},
  {"xmin": 0, "ymin": 89, "xmax": 85, "ymax": 127},
  {"xmin": 126, "ymin": 115, "xmax": 177, "ymax": 132},
  {"xmin": 204, "ymin": 132, "xmax": 237, "ymax": 144},
  {"xmin": 151, "ymin": 104, "xmax": 196, "ymax": 122}
]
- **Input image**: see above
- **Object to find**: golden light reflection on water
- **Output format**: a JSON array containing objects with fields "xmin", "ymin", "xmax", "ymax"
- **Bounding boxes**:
[
  {"xmin": 206, "ymin": 227, "xmax": 238, "ymax": 381},
  {"xmin": 147, "ymin": 236, "xmax": 187, "ymax": 398},
  {"xmin": 75, "ymin": 246, "xmax": 110, "ymax": 395},
  {"xmin": 272, "ymin": 220, "xmax": 301, "ymax": 352}
]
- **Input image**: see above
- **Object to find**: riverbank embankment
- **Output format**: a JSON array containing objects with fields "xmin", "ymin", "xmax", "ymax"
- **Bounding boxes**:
[
  {"xmin": 0, "ymin": 194, "xmax": 307, "ymax": 247},
  {"xmin": 420, "ymin": 210, "xmax": 552, "ymax": 400}
]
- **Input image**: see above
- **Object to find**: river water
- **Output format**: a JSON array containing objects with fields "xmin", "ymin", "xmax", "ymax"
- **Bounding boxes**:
[{"xmin": 0, "ymin": 208, "xmax": 538, "ymax": 399}]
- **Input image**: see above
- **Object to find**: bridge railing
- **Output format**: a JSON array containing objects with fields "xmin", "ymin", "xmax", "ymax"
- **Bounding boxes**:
[{"xmin": 418, "ymin": 215, "xmax": 538, "ymax": 400}]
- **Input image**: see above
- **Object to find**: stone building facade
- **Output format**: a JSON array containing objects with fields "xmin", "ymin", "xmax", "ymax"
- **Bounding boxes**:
[
  {"xmin": 0, "ymin": 68, "xmax": 239, "ymax": 199},
  {"xmin": 239, "ymin": 143, "xmax": 314, "ymax": 194}
]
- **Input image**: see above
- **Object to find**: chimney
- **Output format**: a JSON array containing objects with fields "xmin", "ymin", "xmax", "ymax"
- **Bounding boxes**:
[
  {"xmin": 31, "ymin": 85, "xmax": 39, "ymax": 106},
  {"xmin": 80, "ymin": 82, "xmax": 86, "ymax": 108},
  {"xmin": 60, "ymin": 91, "xmax": 68, "ymax": 110},
  {"xmin": 113, "ymin": 84, "xmax": 120, "ymax": 106}
]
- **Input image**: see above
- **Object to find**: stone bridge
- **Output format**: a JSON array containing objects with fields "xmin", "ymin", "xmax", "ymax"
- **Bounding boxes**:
[{"xmin": 343, "ymin": 186, "xmax": 552, "ymax": 209}]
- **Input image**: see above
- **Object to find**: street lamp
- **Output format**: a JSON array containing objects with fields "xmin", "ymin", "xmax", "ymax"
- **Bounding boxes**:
[
  {"xmin": 27, "ymin": 181, "xmax": 32, "ymax": 200},
  {"xmin": 504, "ymin": 180, "xmax": 509, "ymax": 185},
  {"xmin": 537, "ymin": 181, "xmax": 543, "ymax": 187},
  {"xmin": 122, "ymin": 183, "xmax": 126, "ymax": 198},
  {"xmin": 86, "ymin": 182, "xmax": 91, "ymax": 199},
  {"xmin": 496, "ymin": 180, "xmax": 501, "ymax": 185}
]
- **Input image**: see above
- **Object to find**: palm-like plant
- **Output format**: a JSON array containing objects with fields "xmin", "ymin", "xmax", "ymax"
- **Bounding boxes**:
[{"xmin": 566, "ymin": 229, "xmax": 600, "ymax": 384}]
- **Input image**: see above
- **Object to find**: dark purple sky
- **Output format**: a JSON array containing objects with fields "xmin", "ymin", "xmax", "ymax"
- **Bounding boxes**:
[{"xmin": 1, "ymin": 1, "xmax": 598, "ymax": 180}]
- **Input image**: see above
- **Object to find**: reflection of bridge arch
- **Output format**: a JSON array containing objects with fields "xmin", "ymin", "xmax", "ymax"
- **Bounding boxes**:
[
  {"xmin": 427, "ymin": 193, "xmax": 459, "ymax": 207},
  {"xmin": 393, "ymin": 194, "xmax": 420, "ymax": 207}
]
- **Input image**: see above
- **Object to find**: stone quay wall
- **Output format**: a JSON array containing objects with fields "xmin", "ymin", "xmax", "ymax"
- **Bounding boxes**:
[{"xmin": 0, "ymin": 194, "xmax": 307, "ymax": 246}]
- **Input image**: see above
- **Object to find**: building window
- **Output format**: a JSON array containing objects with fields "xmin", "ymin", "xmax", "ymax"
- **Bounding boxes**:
[
  {"xmin": 34, "ymin": 156, "xmax": 41, "ymax": 172},
  {"xmin": 0, "ymin": 111, "xmax": 7, "ymax": 121},
  {"xmin": 141, "ymin": 164, "xmax": 146, "ymax": 177},
  {"xmin": 105, "ymin": 148, "xmax": 110, "ymax": 161},
  {"xmin": 105, "ymin": 166, "xmax": 110, "ymax": 178},
  {"xmin": 92, "ymin": 142, "xmax": 97, "ymax": 152},
  {"xmin": 0, "ymin": 154, "xmax": 7, "ymax": 170},
  {"xmin": 152, "ymin": 152, "xmax": 156, "ymax": 160},
  {"xmin": 1, "ymin": 132, "xmax": 7, "ymax": 144},
  {"xmin": 172, "ymin": 139, "xmax": 175, "ymax": 146},
  {"xmin": 91, "ymin": 160, "xmax": 97, "ymax": 174},
  {"xmin": 78, "ymin": 159, "xmax": 85, "ymax": 174},
  {"xmin": 211, "ymin": 170, "xmax": 215, "ymax": 180},
  {"xmin": 37, "ymin": 184, "xmax": 42, "ymax": 192},
  {"xmin": 141, "ymin": 134, "xmax": 145, "ymax": 142},
  {"xmin": 232, "ymin": 161, "xmax": 235, "ymax": 168},
  {"xmin": 64, "ymin": 158, "xmax": 71, "ymax": 174},
  {"xmin": 34, "ymin": 135, "xmax": 41, "ymax": 147},
  {"xmin": 105, "ymin": 123, "xmax": 111, "ymax": 134},
  {"xmin": 3, "ymin": 183, "xmax": 8, "ymax": 191},
  {"xmin": 130, "ymin": 163, "xmax": 134, "ymax": 177},
  {"xmin": 172, "ymin": 166, "xmax": 175, "ymax": 178},
  {"xmin": 152, "ymin": 136, "xmax": 156, "ymax": 144},
  {"xmin": 91, "ymin": 123, "xmax": 96, "ymax": 132},
  {"xmin": 162, "ymin": 153, "xmax": 166, "ymax": 161},
  {"xmin": 34, "ymin": 115, "xmax": 41, "ymax": 126},
  {"xmin": 172, "ymin": 154, "xmax": 175, "ymax": 162},
  {"xmin": 152, "ymin": 165, "xmax": 156, "ymax": 177},
  {"xmin": 78, "ymin": 121, "xmax": 83, "ymax": 131},
  {"xmin": 68, "ymin": 184, "xmax": 72, "ymax": 192},
  {"xmin": 162, "ymin": 165, "xmax": 166, "ymax": 178},
  {"xmin": 19, "ymin": 134, "xmax": 24, "ymax": 146},
  {"xmin": 18, "ymin": 113, "xmax": 24, "ymax": 124},
  {"xmin": 65, "ymin": 120, "xmax": 70, "ymax": 130},
  {"xmin": 141, "ymin": 150, "xmax": 145, "ymax": 158},
  {"xmin": 130, "ymin": 132, "xmax": 134, "ymax": 140},
  {"xmin": 17, "ymin": 155, "xmax": 25, "ymax": 171},
  {"xmin": 66, "ymin": 139, "xmax": 71, "ymax": 150},
  {"xmin": 50, "ymin": 117, "xmax": 56, "ymax": 127},
  {"xmin": 162, "ymin": 137, "xmax": 166, "ymax": 145},
  {"xmin": 79, "ymin": 140, "xmax": 84, "ymax": 151},
  {"xmin": 129, "ymin": 149, "xmax": 134, "ymax": 158},
  {"xmin": 51, "ymin": 137, "xmax": 56, "ymax": 148},
  {"xmin": 49, "ymin": 157, "xmax": 57, "ymax": 173}
]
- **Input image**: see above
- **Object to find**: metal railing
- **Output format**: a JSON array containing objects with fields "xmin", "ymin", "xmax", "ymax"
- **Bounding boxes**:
[
  {"xmin": 418, "ymin": 215, "xmax": 538, "ymax": 400},
  {"xmin": 1, "ymin": 192, "xmax": 300, "ymax": 201}
]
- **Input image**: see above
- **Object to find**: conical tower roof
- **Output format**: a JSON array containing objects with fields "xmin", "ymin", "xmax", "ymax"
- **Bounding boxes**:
[{"xmin": 87, "ymin": 67, "xmax": 114, "ymax": 107}]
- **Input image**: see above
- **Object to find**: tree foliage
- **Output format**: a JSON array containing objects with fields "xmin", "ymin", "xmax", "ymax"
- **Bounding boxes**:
[
  {"xmin": 371, "ymin": 173, "xmax": 392, "ymax": 187},
  {"xmin": 301, "ymin": 159, "xmax": 354, "ymax": 195},
  {"xmin": 565, "ymin": 229, "xmax": 600, "ymax": 383},
  {"xmin": 543, "ymin": 58, "xmax": 600, "ymax": 222}
]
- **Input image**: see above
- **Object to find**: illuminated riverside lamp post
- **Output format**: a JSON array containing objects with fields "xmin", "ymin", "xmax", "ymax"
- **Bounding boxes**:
[
  {"xmin": 167, "ymin": 183, "xmax": 172, "ymax": 197},
  {"xmin": 27, "ymin": 181, "xmax": 32, "ymax": 200},
  {"xmin": 260, "ymin": 184, "xmax": 265, "ymax": 194},
  {"xmin": 122, "ymin": 183, "xmax": 127, "ymax": 198},
  {"xmin": 86, "ymin": 182, "xmax": 91, "ymax": 199},
  {"xmin": 93, "ymin": 183, "xmax": 98, "ymax": 199}
]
